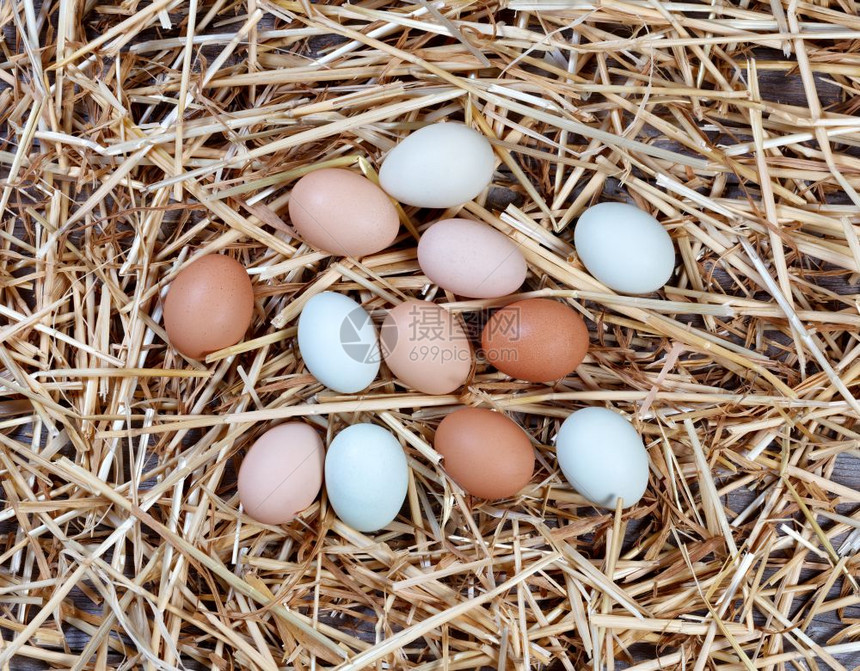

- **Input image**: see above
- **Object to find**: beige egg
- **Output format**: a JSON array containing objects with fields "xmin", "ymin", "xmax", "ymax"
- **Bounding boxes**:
[
  {"xmin": 379, "ymin": 123, "xmax": 495, "ymax": 208},
  {"xmin": 417, "ymin": 218, "xmax": 528, "ymax": 298},
  {"xmin": 288, "ymin": 168, "xmax": 400, "ymax": 257},
  {"xmin": 237, "ymin": 423, "xmax": 325, "ymax": 525},
  {"xmin": 381, "ymin": 300, "xmax": 472, "ymax": 395}
]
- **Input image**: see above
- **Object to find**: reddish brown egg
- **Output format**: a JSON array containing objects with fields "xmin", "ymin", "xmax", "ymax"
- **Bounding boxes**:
[
  {"xmin": 481, "ymin": 298, "xmax": 588, "ymax": 383},
  {"xmin": 163, "ymin": 255, "xmax": 254, "ymax": 360},
  {"xmin": 434, "ymin": 407, "xmax": 534, "ymax": 499}
]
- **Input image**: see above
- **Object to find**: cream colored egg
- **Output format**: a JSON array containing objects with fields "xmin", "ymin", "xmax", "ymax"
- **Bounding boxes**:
[{"xmin": 379, "ymin": 123, "xmax": 495, "ymax": 208}]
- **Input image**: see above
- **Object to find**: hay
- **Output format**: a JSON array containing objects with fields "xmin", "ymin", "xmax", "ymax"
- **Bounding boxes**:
[{"xmin": 1, "ymin": 0, "xmax": 859, "ymax": 668}]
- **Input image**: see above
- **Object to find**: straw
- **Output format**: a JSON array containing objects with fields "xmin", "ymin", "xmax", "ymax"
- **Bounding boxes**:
[{"xmin": 1, "ymin": 0, "xmax": 858, "ymax": 667}]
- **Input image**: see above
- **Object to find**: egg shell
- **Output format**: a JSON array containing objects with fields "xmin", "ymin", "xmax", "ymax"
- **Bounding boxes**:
[
  {"xmin": 417, "ymin": 219, "xmax": 527, "ymax": 298},
  {"xmin": 555, "ymin": 407, "xmax": 649, "ymax": 509},
  {"xmin": 297, "ymin": 292, "xmax": 380, "ymax": 394},
  {"xmin": 381, "ymin": 300, "xmax": 472, "ymax": 395},
  {"xmin": 163, "ymin": 254, "xmax": 254, "ymax": 360},
  {"xmin": 288, "ymin": 169, "xmax": 400, "ymax": 257},
  {"xmin": 574, "ymin": 202, "xmax": 675, "ymax": 294},
  {"xmin": 434, "ymin": 407, "xmax": 534, "ymax": 499},
  {"xmin": 325, "ymin": 423, "xmax": 408, "ymax": 532},
  {"xmin": 379, "ymin": 123, "xmax": 495, "ymax": 208},
  {"xmin": 481, "ymin": 298, "xmax": 588, "ymax": 383},
  {"xmin": 238, "ymin": 423, "xmax": 325, "ymax": 525}
]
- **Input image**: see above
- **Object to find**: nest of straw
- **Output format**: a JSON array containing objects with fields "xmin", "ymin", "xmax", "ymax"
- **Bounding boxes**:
[{"xmin": 2, "ymin": 0, "xmax": 860, "ymax": 668}]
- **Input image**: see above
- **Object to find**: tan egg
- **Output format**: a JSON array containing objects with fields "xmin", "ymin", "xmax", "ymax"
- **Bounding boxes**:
[
  {"xmin": 163, "ymin": 255, "xmax": 254, "ymax": 360},
  {"xmin": 417, "ymin": 218, "xmax": 527, "ymax": 298},
  {"xmin": 288, "ymin": 168, "xmax": 400, "ymax": 257},
  {"xmin": 381, "ymin": 300, "xmax": 472, "ymax": 395},
  {"xmin": 237, "ymin": 423, "xmax": 325, "ymax": 525},
  {"xmin": 434, "ymin": 407, "xmax": 534, "ymax": 499},
  {"xmin": 481, "ymin": 298, "xmax": 588, "ymax": 382}
]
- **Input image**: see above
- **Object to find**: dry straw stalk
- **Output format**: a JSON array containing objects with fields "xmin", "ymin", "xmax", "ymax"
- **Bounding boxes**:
[{"xmin": 1, "ymin": 0, "xmax": 859, "ymax": 668}]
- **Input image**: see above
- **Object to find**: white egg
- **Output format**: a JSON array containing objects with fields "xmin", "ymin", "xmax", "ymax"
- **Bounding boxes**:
[
  {"xmin": 555, "ymin": 407, "xmax": 649, "ymax": 509},
  {"xmin": 325, "ymin": 423, "xmax": 409, "ymax": 532},
  {"xmin": 379, "ymin": 123, "xmax": 495, "ymax": 208},
  {"xmin": 574, "ymin": 202, "xmax": 675, "ymax": 294},
  {"xmin": 297, "ymin": 292, "xmax": 379, "ymax": 393}
]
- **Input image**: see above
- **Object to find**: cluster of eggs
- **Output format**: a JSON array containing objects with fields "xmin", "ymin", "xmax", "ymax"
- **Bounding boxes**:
[
  {"xmin": 163, "ymin": 122, "xmax": 677, "ymax": 529},
  {"xmin": 237, "ymin": 422, "xmax": 407, "ymax": 532}
]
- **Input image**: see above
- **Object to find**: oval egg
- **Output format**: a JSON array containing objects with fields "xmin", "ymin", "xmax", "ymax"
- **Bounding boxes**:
[
  {"xmin": 163, "ymin": 254, "xmax": 254, "ymax": 360},
  {"xmin": 288, "ymin": 168, "xmax": 400, "ymax": 257},
  {"xmin": 417, "ymin": 218, "xmax": 527, "ymax": 298},
  {"xmin": 481, "ymin": 298, "xmax": 588, "ymax": 383},
  {"xmin": 379, "ymin": 123, "xmax": 495, "ymax": 209},
  {"xmin": 381, "ymin": 300, "xmax": 472, "ymax": 395},
  {"xmin": 574, "ymin": 202, "xmax": 675, "ymax": 294},
  {"xmin": 434, "ymin": 407, "xmax": 534, "ymax": 499},
  {"xmin": 325, "ymin": 423, "xmax": 408, "ymax": 532},
  {"xmin": 297, "ymin": 292, "xmax": 379, "ymax": 394},
  {"xmin": 238, "ymin": 423, "xmax": 325, "ymax": 525},
  {"xmin": 555, "ymin": 407, "xmax": 649, "ymax": 509}
]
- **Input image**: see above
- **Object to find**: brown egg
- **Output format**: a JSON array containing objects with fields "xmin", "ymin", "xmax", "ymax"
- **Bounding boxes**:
[
  {"xmin": 481, "ymin": 298, "xmax": 588, "ymax": 382},
  {"xmin": 381, "ymin": 300, "xmax": 472, "ymax": 395},
  {"xmin": 434, "ymin": 407, "xmax": 534, "ymax": 499},
  {"xmin": 288, "ymin": 168, "xmax": 400, "ymax": 257},
  {"xmin": 237, "ymin": 423, "xmax": 325, "ymax": 525},
  {"xmin": 163, "ymin": 255, "xmax": 254, "ymax": 360}
]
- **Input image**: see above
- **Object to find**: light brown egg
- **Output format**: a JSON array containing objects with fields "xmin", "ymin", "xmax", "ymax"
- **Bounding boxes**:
[
  {"xmin": 481, "ymin": 298, "xmax": 588, "ymax": 383},
  {"xmin": 237, "ymin": 423, "xmax": 325, "ymax": 525},
  {"xmin": 381, "ymin": 300, "xmax": 472, "ymax": 395},
  {"xmin": 288, "ymin": 168, "xmax": 400, "ymax": 257},
  {"xmin": 434, "ymin": 407, "xmax": 534, "ymax": 499},
  {"xmin": 163, "ymin": 255, "xmax": 254, "ymax": 360}
]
